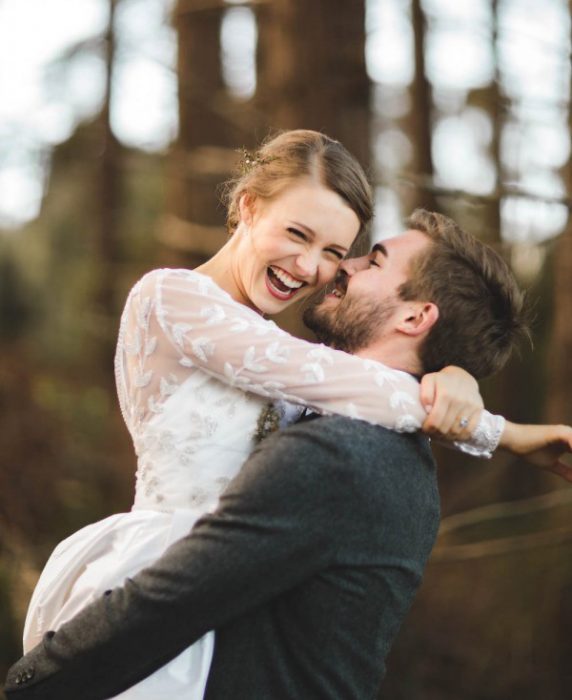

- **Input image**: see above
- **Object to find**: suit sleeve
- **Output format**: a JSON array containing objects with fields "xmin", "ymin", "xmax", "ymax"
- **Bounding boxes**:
[{"xmin": 4, "ymin": 426, "xmax": 353, "ymax": 700}]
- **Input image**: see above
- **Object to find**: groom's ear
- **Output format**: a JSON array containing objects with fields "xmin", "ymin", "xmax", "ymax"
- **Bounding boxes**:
[{"xmin": 396, "ymin": 301, "xmax": 439, "ymax": 337}]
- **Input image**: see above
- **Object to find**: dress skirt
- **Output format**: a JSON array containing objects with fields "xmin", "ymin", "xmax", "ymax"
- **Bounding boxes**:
[{"xmin": 23, "ymin": 507, "xmax": 213, "ymax": 699}]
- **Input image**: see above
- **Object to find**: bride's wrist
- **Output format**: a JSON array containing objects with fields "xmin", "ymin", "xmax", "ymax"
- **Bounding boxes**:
[{"xmin": 498, "ymin": 420, "xmax": 522, "ymax": 454}]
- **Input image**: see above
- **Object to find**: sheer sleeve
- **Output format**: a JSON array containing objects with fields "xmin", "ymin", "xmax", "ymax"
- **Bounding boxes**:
[{"xmin": 115, "ymin": 269, "xmax": 502, "ymax": 457}]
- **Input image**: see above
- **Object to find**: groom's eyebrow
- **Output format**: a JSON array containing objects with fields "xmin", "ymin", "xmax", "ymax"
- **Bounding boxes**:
[{"xmin": 371, "ymin": 243, "xmax": 388, "ymax": 258}]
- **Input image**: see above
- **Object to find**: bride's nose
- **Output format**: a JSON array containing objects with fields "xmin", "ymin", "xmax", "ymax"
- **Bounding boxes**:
[{"xmin": 294, "ymin": 251, "xmax": 319, "ymax": 279}]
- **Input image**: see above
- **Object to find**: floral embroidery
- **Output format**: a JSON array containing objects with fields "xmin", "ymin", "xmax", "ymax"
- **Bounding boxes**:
[{"xmin": 113, "ymin": 268, "xmax": 504, "ymax": 511}]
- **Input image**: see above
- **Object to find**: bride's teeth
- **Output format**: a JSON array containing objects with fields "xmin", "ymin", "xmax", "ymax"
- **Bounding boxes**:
[{"xmin": 269, "ymin": 266, "xmax": 303, "ymax": 289}]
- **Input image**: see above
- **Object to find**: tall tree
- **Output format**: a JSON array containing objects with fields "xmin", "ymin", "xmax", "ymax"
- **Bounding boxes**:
[
  {"xmin": 462, "ymin": 0, "xmax": 503, "ymax": 243},
  {"xmin": 545, "ymin": 59, "xmax": 572, "ymax": 425},
  {"xmin": 488, "ymin": 0, "xmax": 502, "ymax": 242},
  {"xmin": 95, "ymin": 0, "xmax": 122, "ymax": 364},
  {"xmin": 165, "ymin": 0, "xmax": 251, "ymax": 267},
  {"xmin": 406, "ymin": 0, "xmax": 437, "ymax": 212},
  {"xmin": 255, "ymin": 0, "xmax": 371, "ymax": 167}
]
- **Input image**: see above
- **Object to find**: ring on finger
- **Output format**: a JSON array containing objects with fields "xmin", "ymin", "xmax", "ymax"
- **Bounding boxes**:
[{"xmin": 459, "ymin": 417, "xmax": 469, "ymax": 429}]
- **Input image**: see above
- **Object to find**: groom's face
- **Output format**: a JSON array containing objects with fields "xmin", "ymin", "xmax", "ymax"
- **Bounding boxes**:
[{"xmin": 303, "ymin": 230, "xmax": 431, "ymax": 352}]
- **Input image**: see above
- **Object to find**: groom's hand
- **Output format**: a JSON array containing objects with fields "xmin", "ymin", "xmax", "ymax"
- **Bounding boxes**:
[
  {"xmin": 500, "ymin": 422, "xmax": 572, "ymax": 482},
  {"xmin": 420, "ymin": 366, "xmax": 483, "ymax": 441}
]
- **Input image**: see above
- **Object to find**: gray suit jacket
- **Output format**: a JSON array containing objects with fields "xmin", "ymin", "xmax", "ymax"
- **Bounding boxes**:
[{"xmin": 5, "ymin": 416, "xmax": 440, "ymax": 699}]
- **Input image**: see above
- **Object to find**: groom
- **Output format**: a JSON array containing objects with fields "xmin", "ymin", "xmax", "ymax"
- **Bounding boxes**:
[{"xmin": 5, "ymin": 210, "xmax": 539, "ymax": 699}]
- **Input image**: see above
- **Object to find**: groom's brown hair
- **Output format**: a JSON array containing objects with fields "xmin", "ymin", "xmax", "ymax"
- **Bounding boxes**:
[{"xmin": 399, "ymin": 209, "xmax": 529, "ymax": 379}]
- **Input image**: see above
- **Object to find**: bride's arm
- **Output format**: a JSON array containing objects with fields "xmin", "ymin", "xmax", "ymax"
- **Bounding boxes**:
[
  {"xmin": 121, "ymin": 269, "xmax": 502, "ymax": 456},
  {"xmin": 498, "ymin": 421, "xmax": 572, "ymax": 480}
]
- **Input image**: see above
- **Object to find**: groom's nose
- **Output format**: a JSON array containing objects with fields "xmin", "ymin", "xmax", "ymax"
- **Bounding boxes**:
[{"xmin": 339, "ymin": 255, "xmax": 370, "ymax": 276}]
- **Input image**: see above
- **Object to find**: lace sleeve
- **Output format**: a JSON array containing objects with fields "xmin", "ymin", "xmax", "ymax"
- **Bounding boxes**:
[{"xmin": 117, "ymin": 268, "xmax": 502, "ymax": 457}]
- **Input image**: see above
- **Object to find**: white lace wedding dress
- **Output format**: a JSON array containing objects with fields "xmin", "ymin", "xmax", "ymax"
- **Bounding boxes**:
[{"xmin": 22, "ymin": 268, "xmax": 504, "ymax": 699}]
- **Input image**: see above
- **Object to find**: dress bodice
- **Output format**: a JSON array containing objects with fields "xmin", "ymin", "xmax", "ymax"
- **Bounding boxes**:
[
  {"xmin": 130, "ymin": 372, "xmax": 269, "ymax": 511},
  {"xmin": 114, "ymin": 269, "xmax": 504, "ymax": 512}
]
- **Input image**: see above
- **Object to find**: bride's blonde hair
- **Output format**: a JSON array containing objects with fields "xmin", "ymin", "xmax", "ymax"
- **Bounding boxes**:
[{"xmin": 224, "ymin": 130, "xmax": 373, "ymax": 243}]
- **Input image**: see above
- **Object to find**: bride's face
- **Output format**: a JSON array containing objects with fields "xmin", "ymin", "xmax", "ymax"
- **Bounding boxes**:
[{"xmin": 234, "ymin": 178, "xmax": 361, "ymax": 315}]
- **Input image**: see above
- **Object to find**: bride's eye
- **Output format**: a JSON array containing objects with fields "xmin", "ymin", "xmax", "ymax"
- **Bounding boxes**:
[
  {"xmin": 369, "ymin": 259, "xmax": 381, "ymax": 268},
  {"xmin": 325, "ymin": 248, "xmax": 343, "ymax": 261},
  {"xmin": 287, "ymin": 227, "xmax": 307, "ymax": 240}
]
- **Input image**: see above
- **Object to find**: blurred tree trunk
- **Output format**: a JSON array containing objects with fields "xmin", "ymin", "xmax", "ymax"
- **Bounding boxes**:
[
  {"xmin": 170, "ymin": 0, "xmax": 371, "ymax": 247},
  {"xmin": 255, "ymin": 0, "xmax": 371, "ymax": 168},
  {"xmin": 545, "ymin": 35, "xmax": 572, "ymax": 426},
  {"xmin": 488, "ymin": 0, "xmax": 502, "ymax": 243},
  {"xmin": 464, "ymin": 0, "xmax": 503, "ymax": 244},
  {"xmin": 405, "ymin": 0, "xmax": 436, "ymax": 212},
  {"xmin": 95, "ymin": 0, "xmax": 122, "ymax": 368},
  {"xmin": 165, "ymin": 0, "xmax": 247, "ymax": 267},
  {"xmin": 472, "ymin": 1, "xmax": 522, "ymax": 459}
]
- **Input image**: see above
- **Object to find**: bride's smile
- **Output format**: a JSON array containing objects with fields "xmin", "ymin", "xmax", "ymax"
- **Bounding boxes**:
[{"xmin": 225, "ymin": 178, "xmax": 360, "ymax": 314}]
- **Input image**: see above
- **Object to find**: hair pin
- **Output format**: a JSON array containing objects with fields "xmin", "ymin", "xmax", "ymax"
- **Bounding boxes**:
[{"xmin": 237, "ymin": 147, "xmax": 275, "ymax": 175}]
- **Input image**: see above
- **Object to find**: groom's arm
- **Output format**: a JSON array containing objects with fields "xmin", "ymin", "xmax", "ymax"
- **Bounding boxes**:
[{"xmin": 5, "ymin": 419, "xmax": 358, "ymax": 700}]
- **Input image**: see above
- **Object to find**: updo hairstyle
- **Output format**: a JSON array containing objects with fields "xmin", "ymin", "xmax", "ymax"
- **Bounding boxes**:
[{"xmin": 224, "ymin": 130, "xmax": 373, "ymax": 244}]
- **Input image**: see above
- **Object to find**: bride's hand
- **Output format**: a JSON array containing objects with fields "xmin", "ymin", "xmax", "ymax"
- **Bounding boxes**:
[
  {"xmin": 499, "ymin": 422, "xmax": 572, "ymax": 482},
  {"xmin": 420, "ymin": 365, "xmax": 483, "ymax": 441}
]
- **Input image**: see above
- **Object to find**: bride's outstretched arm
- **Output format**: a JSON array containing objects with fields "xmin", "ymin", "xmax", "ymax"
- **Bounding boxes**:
[
  {"xmin": 116, "ymin": 269, "xmax": 503, "ymax": 456},
  {"xmin": 499, "ymin": 422, "xmax": 572, "ymax": 481}
]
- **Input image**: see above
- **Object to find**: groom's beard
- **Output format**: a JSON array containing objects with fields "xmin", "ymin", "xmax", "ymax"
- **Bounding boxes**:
[{"xmin": 303, "ymin": 292, "xmax": 398, "ymax": 354}]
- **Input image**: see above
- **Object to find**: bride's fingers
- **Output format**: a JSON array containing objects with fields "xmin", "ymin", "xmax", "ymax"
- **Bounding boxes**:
[
  {"xmin": 424, "ymin": 391, "xmax": 469, "ymax": 435},
  {"xmin": 437, "ymin": 407, "xmax": 464, "ymax": 437},
  {"xmin": 561, "ymin": 427, "xmax": 572, "ymax": 451},
  {"xmin": 452, "ymin": 408, "xmax": 482, "ymax": 441},
  {"xmin": 422, "ymin": 393, "xmax": 448, "ymax": 434},
  {"xmin": 422, "ymin": 403, "xmax": 452, "ymax": 435},
  {"xmin": 423, "ymin": 403, "xmax": 480, "ymax": 441},
  {"xmin": 549, "ymin": 460, "xmax": 572, "ymax": 482},
  {"xmin": 436, "ymin": 406, "xmax": 481, "ymax": 441},
  {"xmin": 419, "ymin": 374, "xmax": 437, "ymax": 414}
]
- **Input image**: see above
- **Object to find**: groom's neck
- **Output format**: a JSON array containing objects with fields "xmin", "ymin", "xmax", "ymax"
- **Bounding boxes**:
[{"xmin": 352, "ymin": 341, "xmax": 422, "ymax": 377}]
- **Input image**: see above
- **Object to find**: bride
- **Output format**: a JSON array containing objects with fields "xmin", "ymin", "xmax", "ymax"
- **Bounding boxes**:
[{"xmin": 20, "ymin": 130, "xmax": 555, "ymax": 698}]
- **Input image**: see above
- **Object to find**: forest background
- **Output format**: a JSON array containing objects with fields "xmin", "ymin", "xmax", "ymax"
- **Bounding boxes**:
[{"xmin": 1, "ymin": 0, "xmax": 572, "ymax": 698}]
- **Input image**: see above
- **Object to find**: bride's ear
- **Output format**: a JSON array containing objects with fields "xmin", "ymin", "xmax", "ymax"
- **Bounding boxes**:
[
  {"xmin": 397, "ymin": 302, "xmax": 439, "ymax": 337},
  {"xmin": 238, "ymin": 193, "xmax": 256, "ymax": 226}
]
